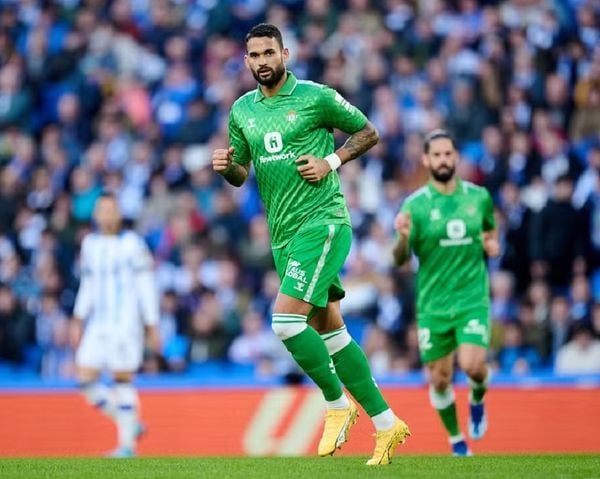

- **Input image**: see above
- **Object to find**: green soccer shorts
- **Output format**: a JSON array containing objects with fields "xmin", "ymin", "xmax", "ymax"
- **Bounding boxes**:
[
  {"xmin": 417, "ymin": 307, "xmax": 490, "ymax": 363},
  {"xmin": 272, "ymin": 223, "xmax": 351, "ymax": 308}
]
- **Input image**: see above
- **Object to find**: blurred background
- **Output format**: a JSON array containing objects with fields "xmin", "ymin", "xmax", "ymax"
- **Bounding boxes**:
[{"xmin": 0, "ymin": 0, "xmax": 598, "ymax": 457}]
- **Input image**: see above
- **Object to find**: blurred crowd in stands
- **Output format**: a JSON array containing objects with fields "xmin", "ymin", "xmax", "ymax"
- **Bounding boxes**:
[{"xmin": 0, "ymin": 0, "xmax": 599, "ymax": 381}]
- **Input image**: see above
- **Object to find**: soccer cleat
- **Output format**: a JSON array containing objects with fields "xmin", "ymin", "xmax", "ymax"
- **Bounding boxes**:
[
  {"xmin": 317, "ymin": 400, "xmax": 359, "ymax": 456},
  {"xmin": 451, "ymin": 439, "xmax": 472, "ymax": 457},
  {"xmin": 468, "ymin": 402, "xmax": 487, "ymax": 440},
  {"xmin": 365, "ymin": 416, "xmax": 411, "ymax": 466},
  {"xmin": 107, "ymin": 446, "xmax": 136, "ymax": 458}
]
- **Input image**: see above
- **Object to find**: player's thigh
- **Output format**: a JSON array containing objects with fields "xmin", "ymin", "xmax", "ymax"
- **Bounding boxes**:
[
  {"xmin": 277, "ymin": 224, "xmax": 351, "ymax": 309},
  {"xmin": 457, "ymin": 344, "xmax": 488, "ymax": 378},
  {"xmin": 425, "ymin": 352, "xmax": 455, "ymax": 390},
  {"xmin": 308, "ymin": 300, "xmax": 344, "ymax": 334},
  {"xmin": 417, "ymin": 317, "xmax": 457, "ymax": 365}
]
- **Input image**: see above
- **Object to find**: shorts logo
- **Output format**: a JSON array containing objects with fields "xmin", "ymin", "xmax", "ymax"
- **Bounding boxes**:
[
  {"xmin": 286, "ymin": 260, "xmax": 308, "ymax": 292},
  {"xmin": 264, "ymin": 132, "xmax": 283, "ymax": 153},
  {"xmin": 463, "ymin": 319, "xmax": 488, "ymax": 340},
  {"xmin": 418, "ymin": 328, "xmax": 433, "ymax": 351}
]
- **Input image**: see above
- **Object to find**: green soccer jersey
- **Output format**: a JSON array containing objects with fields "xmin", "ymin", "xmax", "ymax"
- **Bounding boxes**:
[
  {"xmin": 228, "ymin": 72, "xmax": 367, "ymax": 249},
  {"xmin": 401, "ymin": 178, "xmax": 496, "ymax": 317}
]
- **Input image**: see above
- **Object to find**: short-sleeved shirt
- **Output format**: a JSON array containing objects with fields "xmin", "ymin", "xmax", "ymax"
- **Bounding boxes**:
[
  {"xmin": 401, "ymin": 179, "xmax": 496, "ymax": 318},
  {"xmin": 228, "ymin": 72, "xmax": 367, "ymax": 249}
]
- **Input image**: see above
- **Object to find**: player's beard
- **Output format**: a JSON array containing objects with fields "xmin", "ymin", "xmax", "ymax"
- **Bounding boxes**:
[
  {"xmin": 252, "ymin": 62, "xmax": 286, "ymax": 87},
  {"xmin": 430, "ymin": 164, "xmax": 455, "ymax": 183}
]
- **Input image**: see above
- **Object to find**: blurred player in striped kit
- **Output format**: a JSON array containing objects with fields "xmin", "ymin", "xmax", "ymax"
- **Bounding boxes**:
[{"xmin": 71, "ymin": 193, "xmax": 161, "ymax": 457}]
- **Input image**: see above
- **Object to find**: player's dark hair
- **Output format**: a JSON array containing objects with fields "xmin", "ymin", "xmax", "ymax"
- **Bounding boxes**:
[
  {"xmin": 424, "ymin": 129, "xmax": 458, "ymax": 153},
  {"xmin": 245, "ymin": 23, "xmax": 284, "ymax": 49}
]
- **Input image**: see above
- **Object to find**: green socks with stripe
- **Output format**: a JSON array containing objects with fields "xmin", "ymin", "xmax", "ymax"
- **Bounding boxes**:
[
  {"xmin": 429, "ymin": 385, "xmax": 461, "ymax": 437},
  {"xmin": 274, "ymin": 314, "xmax": 343, "ymax": 401},
  {"xmin": 322, "ymin": 327, "xmax": 389, "ymax": 417},
  {"xmin": 468, "ymin": 367, "xmax": 490, "ymax": 404}
]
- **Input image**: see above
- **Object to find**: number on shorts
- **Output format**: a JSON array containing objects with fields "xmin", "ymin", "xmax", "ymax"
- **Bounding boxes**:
[{"xmin": 418, "ymin": 327, "xmax": 433, "ymax": 351}]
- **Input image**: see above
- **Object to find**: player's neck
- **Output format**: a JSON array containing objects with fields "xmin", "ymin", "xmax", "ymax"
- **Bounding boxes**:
[
  {"xmin": 259, "ymin": 70, "xmax": 289, "ymax": 98},
  {"xmin": 430, "ymin": 177, "xmax": 458, "ymax": 195}
]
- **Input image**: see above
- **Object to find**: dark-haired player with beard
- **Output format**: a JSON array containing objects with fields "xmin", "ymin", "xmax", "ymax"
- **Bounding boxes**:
[
  {"xmin": 212, "ymin": 23, "xmax": 410, "ymax": 465},
  {"xmin": 393, "ymin": 130, "xmax": 499, "ymax": 456}
]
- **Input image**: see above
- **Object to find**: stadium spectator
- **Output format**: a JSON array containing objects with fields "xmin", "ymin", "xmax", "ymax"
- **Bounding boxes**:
[{"xmin": 0, "ymin": 0, "xmax": 597, "ymax": 384}]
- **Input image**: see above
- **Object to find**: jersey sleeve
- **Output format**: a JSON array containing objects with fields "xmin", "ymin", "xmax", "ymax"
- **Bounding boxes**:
[
  {"xmin": 228, "ymin": 107, "xmax": 252, "ymax": 166},
  {"xmin": 317, "ymin": 86, "xmax": 368, "ymax": 134},
  {"xmin": 482, "ymin": 188, "xmax": 496, "ymax": 231}
]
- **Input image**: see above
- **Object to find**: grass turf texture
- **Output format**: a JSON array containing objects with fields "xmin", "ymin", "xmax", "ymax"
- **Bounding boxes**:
[{"xmin": 1, "ymin": 456, "xmax": 598, "ymax": 479}]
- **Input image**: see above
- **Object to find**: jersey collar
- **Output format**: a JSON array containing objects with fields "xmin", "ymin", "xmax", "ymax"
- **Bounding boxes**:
[
  {"xmin": 427, "ymin": 177, "xmax": 463, "ymax": 196},
  {"xmin": 253, "ymin": 71, "xmax": 298, "ymax": 103}
]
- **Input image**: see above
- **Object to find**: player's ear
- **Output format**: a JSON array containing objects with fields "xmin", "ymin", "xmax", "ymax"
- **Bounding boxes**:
[
  {"xmin": 421, "ymin": 153, "xmax": 430, "ymax": 168},
  {"xmin": 282, "ymin": 47, "xmax": 290, "ymax": 62},
  {"xmin": 243, "ymin": 54, "xmax": 250, "ymax": 69}
]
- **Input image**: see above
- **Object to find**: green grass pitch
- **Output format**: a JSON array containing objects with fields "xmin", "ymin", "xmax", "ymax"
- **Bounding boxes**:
[{"xmin": 1, "ymin": 456, "xmax": 598, "ymax": 479}]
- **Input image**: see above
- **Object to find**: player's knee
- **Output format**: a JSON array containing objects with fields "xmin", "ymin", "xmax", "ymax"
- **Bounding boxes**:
[
  {"xmin": 79, "ymin": 382, "xmax": 105, "ymax": 408},
  {"xmin": 462, "ymin": 362, "xmax": 486, "ymax": 381},
  {"xmin": 431, "ymin": 376, "xmax": 452, "ymax": 392},
  {"xmin": 271, "ymin": 319, "xmax": 307, "ymax": 340}
]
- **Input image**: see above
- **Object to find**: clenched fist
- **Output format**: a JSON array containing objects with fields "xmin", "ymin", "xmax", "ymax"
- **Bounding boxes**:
[
  {"xmin": 394, "ymin": 212, "xmax": 411, "ymax": 238},
  {"xmin": 212, "ymin": 146, "xmax": 235, "ymax": 174}
]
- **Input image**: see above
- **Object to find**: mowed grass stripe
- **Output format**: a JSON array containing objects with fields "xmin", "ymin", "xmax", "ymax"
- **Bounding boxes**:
[{"xmin": 0, "ymin": 455, "xmax": 598, "ymax": 479}]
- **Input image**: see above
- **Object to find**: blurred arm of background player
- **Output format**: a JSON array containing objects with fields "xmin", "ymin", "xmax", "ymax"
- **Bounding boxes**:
[
  {"xmin": 483, "ymin": 229, "xmax": 500, "ymax": 258},
  {"xmin": 134, "ymin": 238, "xmax": 162, "ymax": 359},
  {"xmin": 393, "ymin": 212, "xmax": 412, "ymax": 266}
]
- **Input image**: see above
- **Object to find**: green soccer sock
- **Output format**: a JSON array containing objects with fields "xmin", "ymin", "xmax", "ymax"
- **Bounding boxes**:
[
  {"xmin": 468, "ymin": 366, "xmax": 490, "ymax": 404},
  {"xmin": 322, "ymin": 327, "xmax": 389, "ymax": 417},
  {"xmin": 281, "ymin": 324, "xmax": 343, "ymax": 401},
  {"xmin": 429, "ymin": 385, "xmax": 461, "ymax": 438}
]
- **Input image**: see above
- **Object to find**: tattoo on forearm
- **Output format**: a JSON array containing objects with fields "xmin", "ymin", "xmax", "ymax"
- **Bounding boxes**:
[{"xmin": 341, "ymin": 122, "xmax": 379, "ymax": 162}]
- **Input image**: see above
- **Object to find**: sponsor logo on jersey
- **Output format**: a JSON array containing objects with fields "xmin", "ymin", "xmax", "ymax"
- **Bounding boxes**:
[
  {"xmin": 287, "ymin": 110, "xmax": 297, "ymax": 122},
  {"xmin": 259, "ymin": 151, "xmax": 296, "ymax": 163},
  {"xmin": 260, "ymin": 131, "xmax": 296, "ymax": 163},
  {"xmin": 430, "ymin": 208, "xmax": 441, "ymax": 221},
  {"xmin": 440, "ymin": 218, "xmax": 473, "ymax": 246},
  {"xmin": 264, "ymin": 131, "xmax": 283, "ymax": 153},
  {"xmin": 463, "ymin": 319, "xmax": 488, "ymax": 340}
]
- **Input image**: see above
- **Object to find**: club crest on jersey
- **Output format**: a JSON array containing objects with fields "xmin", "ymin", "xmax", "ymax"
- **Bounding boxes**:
[
  {"xmin": 466, "ymin": 205, "xmax": 476, "ymax": 216},
  {"xmin": 430, "ymin": 209, "xmax": 441, "ymax": 221},
  {"xmin": 287, "ymin": 110, "xmax": 297, "ymax": 122}
]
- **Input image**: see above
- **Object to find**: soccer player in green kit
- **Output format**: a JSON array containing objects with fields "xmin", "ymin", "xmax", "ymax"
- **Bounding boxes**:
[
  {"xmin": 212, "ymin": 24, "xmax": 410, "ymax": 465},
  {"xmin": 393, "ymin": 130, "xmax": 499, "ymax": 456}
]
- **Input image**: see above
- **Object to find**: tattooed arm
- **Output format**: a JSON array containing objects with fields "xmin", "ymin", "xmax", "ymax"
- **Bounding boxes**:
[
  {"xmin": 296, "ymin": 121, "xmax": 379, "ymax": 183},
  {"xmin": 337, "ymin": 121, "xmax": 379, "ymax": 164}
]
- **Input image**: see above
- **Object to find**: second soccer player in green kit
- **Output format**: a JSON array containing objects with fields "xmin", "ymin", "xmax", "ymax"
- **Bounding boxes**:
[
  {"xmin": 393, "ymin": 129, "xmax": 499, "ymax": 456},
  {"xmin": 212, "ymin": 23, "xmax": 410, "ymax": 465}
]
